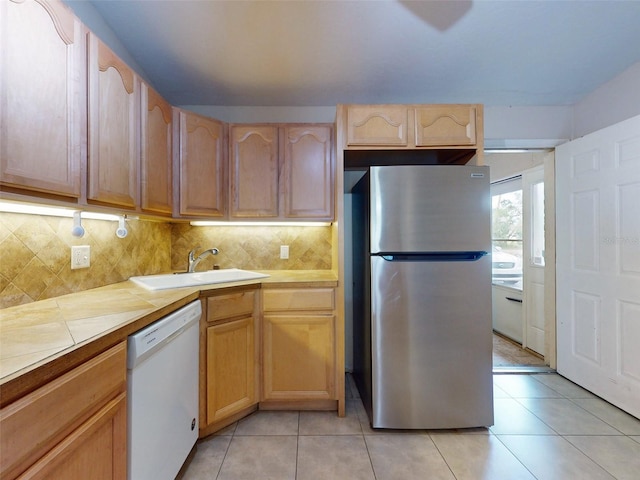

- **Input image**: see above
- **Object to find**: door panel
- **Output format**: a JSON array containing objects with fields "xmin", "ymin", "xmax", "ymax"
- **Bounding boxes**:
[
  {"xmin": 369, "ymin": 165, "xmax": 490, "ymax": 253},
  {"xmin": 556, "ymin": 114, "xmax": 640, "ymax": 418},
  {"xmin": 522, "ymin": 166, "xmax": 545, "ymax": 355},
  {"xmin": 370, "ymin": 255, "xmax": 493, "ymax": 428}
]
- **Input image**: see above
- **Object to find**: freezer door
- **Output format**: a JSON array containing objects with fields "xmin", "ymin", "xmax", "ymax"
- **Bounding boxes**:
[
  {"xmin": 370, "ymin": 254, "xmax": 494, "ymax": 429},
  {"xmin": 369, "ymin": 165, "xmax": 490, "ymax": 253}
]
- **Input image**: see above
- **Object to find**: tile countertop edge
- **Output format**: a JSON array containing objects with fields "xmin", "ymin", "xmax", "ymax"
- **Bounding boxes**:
[{"xmin": 0, "ymin": 270, "xmax": 337, "ymax": 407}]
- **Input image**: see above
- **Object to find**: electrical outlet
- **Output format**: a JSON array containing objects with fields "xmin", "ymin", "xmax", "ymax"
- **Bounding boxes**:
[
  {"xmin": 280, "ymin": 245, "xmax": 289, "ymax": 260},
  {"xmin": 71, "ymin": 245, "xmax": 90, "ymax": 269}
]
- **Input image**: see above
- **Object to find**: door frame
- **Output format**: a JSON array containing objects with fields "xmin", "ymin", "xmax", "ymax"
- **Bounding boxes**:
[{"xmin": 543, "ymin": 151, "xmax": 557, "ymax": 369}]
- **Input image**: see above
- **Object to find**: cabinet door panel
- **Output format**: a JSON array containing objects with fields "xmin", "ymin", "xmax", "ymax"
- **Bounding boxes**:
[
  {"xmin": 178, "ymin": 111, "xmax": 225, "ymax": 217},
  {"xmin": 87, "ymin": 33, "xmax": 139, "ymax": 208},
  {"xmin": 229, "ymin": 125, "xmax": 279, "ymax": 218},
  {"xmin": 140, "ymin": 83, "xmax": 172, "ymax": 215},
  {"xmin": 0, "ymin": 0, "xmax": 83, "ymax": 198},
  {"xmin": 206, "ymin": 318, "xmax": 255, "ymax": 423},
  {"xmin": 17, "ymin": 393, "xmax": 126, "ymax": 480},
  {"xmin": 414, "ymin": 105, "xmax": 477, "ymax": 146},
  {"xmin": 282, "ymin": 125, "xmax": 334, "ymax": 219},
  {"xmin": 263, "ymin": 315, "xmax": 335, "ymax": 400},
  {"xmin": 0, "ymin": 343, "xmax": 126, "ymax": 480},
  {"xmin": 346, "ymin": 106, "xmax": 408, "ymax": 146}
]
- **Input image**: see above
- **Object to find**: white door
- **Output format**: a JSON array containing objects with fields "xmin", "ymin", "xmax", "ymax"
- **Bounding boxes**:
[
  {"xmin": 522, "ymin": 166, "xmax": 545, "ymax": 355},
  {"xmin": 556, "ymin": 114, "xmax": 640, "ymax": 418}
]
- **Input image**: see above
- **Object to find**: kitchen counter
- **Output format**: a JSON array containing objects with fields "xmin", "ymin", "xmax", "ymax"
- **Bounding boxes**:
[{"xmin": 0, "ymin": 270, "xmax": 337, "ymax": 407}]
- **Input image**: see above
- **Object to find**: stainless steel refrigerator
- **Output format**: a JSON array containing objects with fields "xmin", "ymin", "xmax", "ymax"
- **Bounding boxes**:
[{"xmin": 352, "ymin": 165, "xmax": 494, "ymax": 429}]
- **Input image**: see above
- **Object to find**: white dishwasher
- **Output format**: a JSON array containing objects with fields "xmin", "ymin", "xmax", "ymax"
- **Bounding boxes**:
[{"xmin": 127, "ymin": 300, "xmax": 201, "ymax": 480}]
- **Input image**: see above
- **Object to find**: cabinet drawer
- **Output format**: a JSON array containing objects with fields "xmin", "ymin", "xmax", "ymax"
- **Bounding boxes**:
[
  {"xmin": 263, "ymin": 288, "xmax": 335, "ymax": 312},
  {"xmin": 207, "ymin": 291, "xmax": 255, "ymax": 322},
  {"xmin": 0, "ymin": 342, "xmax": 126, "ymax": 480}
]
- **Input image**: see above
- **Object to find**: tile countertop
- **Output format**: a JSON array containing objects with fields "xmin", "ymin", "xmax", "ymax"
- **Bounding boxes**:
[{"xmin": 0, "ymin": 270, "xmax": 337, "ymax": 407}]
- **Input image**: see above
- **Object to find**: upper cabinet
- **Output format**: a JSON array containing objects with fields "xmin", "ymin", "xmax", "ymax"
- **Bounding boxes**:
[
  {"xmin": 1, "ymin": 3, "xmax": 336, "ymax": 221},
  {"xmin": 229, "ymin": 124, "xmax": 334, "ymax": 222},
  {"xmin": 345, "ymin": 104, "xmax": 482, "ymax": 151},
  {"xmin": 0, "ymin": 0, "xmax": 85, "ymax": 199},
  {"xmin": 174, "ymin": 109, "xmax": 226, "ymax": 218},
  {"xmin": 281, "ymin": 125, "xmax": 334, "ymax": 220},
  {"xmin": 414, "ymin": 105, "xmax": 477, "ymax": 146},
  {"xmin": 346, "ymin": 106, "xmax": 408, "ymax": 147},
  {"xmin": 87, "ymin": 33, "xmax": 139, "ymax": 209},
  {"xmin": 140, "ymin": 83, "xmax": 172, "ymax": 215},
  {"xmin": 229, "ymin": 125, "xmax": 279, "ymax": 218}
]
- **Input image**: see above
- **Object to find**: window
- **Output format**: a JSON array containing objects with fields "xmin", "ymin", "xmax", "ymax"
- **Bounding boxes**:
[{"xmin": 491, "ymin": 177, "xmax": 523, "ymax": 289}]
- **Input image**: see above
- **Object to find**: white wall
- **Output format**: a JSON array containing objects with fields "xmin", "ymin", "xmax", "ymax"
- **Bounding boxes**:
[
  {"xmin": 484, "ymin": 106, "xmax": 573, "ymax": 149},
  {"xmin": 484, "ymin": 152, "xmax": 547, "ymax": 183},
  {"xmin": 572, "ymin": 61, "xmax": 640, "ymax": 138}
]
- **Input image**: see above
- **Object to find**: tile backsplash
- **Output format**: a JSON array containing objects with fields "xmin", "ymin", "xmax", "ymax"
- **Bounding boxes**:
[
  {"xmin": 171, "ymin": 224, "xmax": 332, "ymax": 272},
  {"xmin": 0, "ymin": 213, "xmax": 333, "ymax": 309},
  {"xmin": 0, "ymin": 213, "xmax": 171, "ymax": 309}
]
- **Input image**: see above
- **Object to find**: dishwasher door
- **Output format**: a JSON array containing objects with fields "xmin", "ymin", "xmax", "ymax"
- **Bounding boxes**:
[{"xmin": 127, "ymin": 300, "xmax": 201, "ymax": 480}]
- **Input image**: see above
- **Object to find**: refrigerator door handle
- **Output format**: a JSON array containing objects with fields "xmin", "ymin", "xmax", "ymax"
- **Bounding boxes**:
[{"xmin": 379, "ymin": 251, "xmax": 489, "ymax": 262}]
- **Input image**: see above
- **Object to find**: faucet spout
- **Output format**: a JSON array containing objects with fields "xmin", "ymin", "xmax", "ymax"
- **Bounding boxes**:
[{"xmin": 187, "ymin": 248, "xmax": 219, "ymax": 272}]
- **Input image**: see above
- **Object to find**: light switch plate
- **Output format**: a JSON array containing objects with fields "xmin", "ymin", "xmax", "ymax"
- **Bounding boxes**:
[
  {"xmin": 280, "ymin": 245, "xmax": 289, "ymax": 259},
  {"xmin": 71, "ymin": 245, "xmax": 90, "ymax": 269}
]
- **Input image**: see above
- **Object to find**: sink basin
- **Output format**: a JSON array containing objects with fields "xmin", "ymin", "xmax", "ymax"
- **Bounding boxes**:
[{"xmin": 129, "ymin": 269, "xmax": 270, "ymax": 291}]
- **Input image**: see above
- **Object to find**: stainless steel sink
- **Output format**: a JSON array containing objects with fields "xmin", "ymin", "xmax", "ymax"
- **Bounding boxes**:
[{"xmin": 129, "ymin": 269, "xmax": 269, "ymax": 290}]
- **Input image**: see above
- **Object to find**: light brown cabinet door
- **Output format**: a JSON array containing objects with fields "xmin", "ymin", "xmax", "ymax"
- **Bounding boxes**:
[
  {"xmin": 281, "ymin": 125, "xmax": 334, "ymax": 220},
  {"xmin": 140, "ymin": 83, "xmax": 172, "ymax": 215},
  {"xmin": 229, "ymin": 125, "xmax": 279, "ymax": 218},
  {"xmin": 0, "ymin": 0, "xmax": 84, "ymax": 198},
  {"xmin": 263, "ymin": 314, "xmax": 335, "ymax": 400},
  {"xmin": 0, "ymin": 343, "xmax": 126, "ymax": 480},
  {"xmin": 346, "ymin": 106, "xmax": 408, "ymax": 146},
  {"xmin": 16, "ymin": 394, "xmax": 127, "ymax": 480},
  {"xmin": 206, "ymin": 317, "xmax": 256, "ymax": 424},
  {"xmin": 177, "ymin": 111, "xmax": 226, "ymax": 217},
  {"xmin": 87, "ymin": 33, "xmax": 139, "ymax": 209},
  {"xmin": 414, "ymin": 105, "xmax": 477, "ymax": 146}
]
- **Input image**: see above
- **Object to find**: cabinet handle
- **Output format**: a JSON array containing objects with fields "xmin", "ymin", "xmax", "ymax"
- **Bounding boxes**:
[{"xmin": 506, "ymin": 297, "xmax": 523, "ymax": 303}]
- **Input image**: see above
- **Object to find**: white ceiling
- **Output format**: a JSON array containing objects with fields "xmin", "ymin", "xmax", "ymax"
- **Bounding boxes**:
[{"xmin": 73, "ymin": 0, "xmax": 640, "ymax": 107}]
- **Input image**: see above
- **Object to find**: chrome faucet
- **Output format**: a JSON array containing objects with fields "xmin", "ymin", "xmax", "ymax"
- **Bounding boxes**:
[{"xmin": 187, "ymin": 248, "xmax": 219, "ymax": 273}]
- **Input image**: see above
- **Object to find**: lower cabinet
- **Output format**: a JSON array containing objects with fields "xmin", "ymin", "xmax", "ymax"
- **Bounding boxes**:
[
  {"xmin": 262, "ymin": 287, "xmax": 336, "ymax": 406},
  {"xmin": 0, "ymin": 342, "xmax": 127, "ymax": 480},
  {"xmin": 200, "ymin": 288, "xmax": 259, "ymax": 436},
  {"xmin": 199, "ymin": 284, "xmax": 339, "ymax": 435}
]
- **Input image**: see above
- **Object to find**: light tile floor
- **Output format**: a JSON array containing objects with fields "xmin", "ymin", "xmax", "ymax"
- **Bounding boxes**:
[{"xmin": 182, "ymin": 374, "xmax": 640, "ymax": 480}]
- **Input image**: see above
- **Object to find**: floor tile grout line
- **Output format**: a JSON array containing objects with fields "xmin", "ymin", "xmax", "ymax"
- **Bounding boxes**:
[
  {"xmin": 562, "ymin": 433, "xmax": 637, "ymax": 479},
  {"xmin": 512, "ymin": 394, "xmax": 628, "ymax": 436},
  {"xmin": 214, "ymin": 432, "xmax": 234, "ymax": 480},
  {"xmin": 492, "ymin": 432, "xmax": 543, "ymax": 480},
  {"xmin": 426, "ymin": 433, "xmax": 459, "ymax": 480},
  {"xmin": 564, "ymin": 395, "xmax": 638, "ymax": 436},
  {"xmin": 361, "ymin": 432, "xmax": 379, "ymax": 480}
]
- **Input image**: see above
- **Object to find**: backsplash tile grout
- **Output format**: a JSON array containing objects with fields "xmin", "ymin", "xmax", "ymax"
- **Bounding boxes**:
[{"xmin": 0, "ymin": 213, "xmax": 332, "ymax": 309}]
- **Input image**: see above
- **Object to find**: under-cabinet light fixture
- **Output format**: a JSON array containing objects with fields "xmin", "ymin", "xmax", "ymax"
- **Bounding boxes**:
[
  {"xmin": 0, "ymin": 201, "xmax": 124, "ymax": 221},
  {"xmin": 189, "ymin": 221, "xmax": 332, "ymax": 227}
]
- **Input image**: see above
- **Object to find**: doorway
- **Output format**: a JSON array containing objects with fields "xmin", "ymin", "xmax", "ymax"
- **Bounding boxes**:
[{"xmin": 485, "ymin": 151, "xmax": 556, "ymax": 371}]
